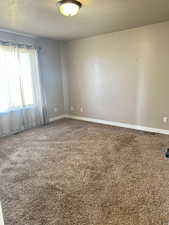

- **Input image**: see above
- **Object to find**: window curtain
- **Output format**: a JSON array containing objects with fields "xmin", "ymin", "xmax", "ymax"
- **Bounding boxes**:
[{"xmin": 0, "ymin": 43, "xmax": 48, "ymax": 136}]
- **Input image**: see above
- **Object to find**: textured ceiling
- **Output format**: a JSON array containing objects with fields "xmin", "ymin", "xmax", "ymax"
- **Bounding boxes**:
[{"xmin": 0, "ymin": 0, "xmax": 169, "ymax": 40}]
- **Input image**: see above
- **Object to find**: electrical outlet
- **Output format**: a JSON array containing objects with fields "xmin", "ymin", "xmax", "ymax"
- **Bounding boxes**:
[
  {"xmin": 80, "ymin": 107, "xmax": 83, "ymax": 113},
  {"xmin": 70, "ymin": 106, "xmax": 74, "ymax": 111},
  {"xmin": 163, "ymin": 117, "xmax": 168, "ymax": 123},
  {"xmin": 54, "ymin": 107, "xmax": 58, "ymax": 112}
]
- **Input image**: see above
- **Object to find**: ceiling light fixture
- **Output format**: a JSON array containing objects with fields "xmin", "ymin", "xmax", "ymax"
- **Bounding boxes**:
[{"xmin": 57, "ymin": 0, "xmax": 82, "ymax": 16}]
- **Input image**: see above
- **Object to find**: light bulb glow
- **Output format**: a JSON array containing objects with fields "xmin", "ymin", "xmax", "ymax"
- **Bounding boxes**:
[{"xmin": 59, "ymin": 2, "xmax": 80, "ymax": 16}]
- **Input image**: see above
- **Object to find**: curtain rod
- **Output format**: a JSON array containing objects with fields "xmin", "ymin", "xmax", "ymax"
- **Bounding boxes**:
[{"xmin": 0, "ymin": 40, "xmax": 41, "ymax": 50}]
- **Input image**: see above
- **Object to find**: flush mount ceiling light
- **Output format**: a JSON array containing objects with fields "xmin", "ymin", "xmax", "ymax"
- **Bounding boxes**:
[{"xmin": 57, "ymin": 0, "xmax": 82, "ymax": 16}]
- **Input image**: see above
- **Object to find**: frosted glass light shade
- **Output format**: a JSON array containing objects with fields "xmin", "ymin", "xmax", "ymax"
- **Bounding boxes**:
[{"xmin": 59, "ymin": 1, "xmax": 82, "ymax": 16}]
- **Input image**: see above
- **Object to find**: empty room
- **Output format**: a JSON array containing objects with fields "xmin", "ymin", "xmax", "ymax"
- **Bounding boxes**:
[{"xmin": 1, "ymin": 0, "xmax": 169, "ymax": 225}]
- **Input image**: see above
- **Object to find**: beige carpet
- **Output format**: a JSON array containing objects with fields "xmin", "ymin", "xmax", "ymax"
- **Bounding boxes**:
[{"xmin": 0, "ymin": 119, "xmax": 169, "ymax": 225}]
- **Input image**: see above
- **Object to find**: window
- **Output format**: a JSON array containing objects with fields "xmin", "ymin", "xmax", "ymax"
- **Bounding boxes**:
[
  {"xmin": 0, "ymin": 45, "xmax": 36, "ymax": 113},
  {"xmin": 0, "ymin": 44, "xmax": 45, "ymax": 136}
]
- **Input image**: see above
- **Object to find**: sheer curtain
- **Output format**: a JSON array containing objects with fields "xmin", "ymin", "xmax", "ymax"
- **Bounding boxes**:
[{"xmin": 0, "ymin": 43, "xmax": 47, "ymax": 136}]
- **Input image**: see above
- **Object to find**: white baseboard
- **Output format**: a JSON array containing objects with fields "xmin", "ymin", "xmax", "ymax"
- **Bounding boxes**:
[
  {"xmin": 0, "ymin": 202, "xmax": 4, "ymax": 225},
  {"xmin": 49, "ymin": 115, "xmax": 66, "ymax": 123},
  {"xmin": 65, "ymin": 115, "xmax": 169, "ymax": 135},
  {"xmin": 48, "ymin": 114, "xmax": 169, "ymax": 135}
]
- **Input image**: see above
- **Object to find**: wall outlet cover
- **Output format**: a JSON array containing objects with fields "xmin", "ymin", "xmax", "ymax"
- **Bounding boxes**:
[
  {"xmin": 70, "ymin": 106, "xmax": 74, "ymax": 111},
  {"xmin": 163, "ymin": 117, "xmax": 168, "ymax": 123},
  {"xmin": 54, "ymin": 107, "xmax": 58, "ymax": 112}
]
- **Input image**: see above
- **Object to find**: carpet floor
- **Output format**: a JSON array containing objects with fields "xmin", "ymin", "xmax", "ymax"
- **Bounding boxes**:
[{"xmin": 0, "ymin": 119, "xmax": 169, "ymax": 225}]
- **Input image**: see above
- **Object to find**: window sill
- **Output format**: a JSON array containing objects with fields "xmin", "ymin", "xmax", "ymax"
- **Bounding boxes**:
[{"xmin": 0, "ymin": 105, "xmax": 36, "ymax": 115}]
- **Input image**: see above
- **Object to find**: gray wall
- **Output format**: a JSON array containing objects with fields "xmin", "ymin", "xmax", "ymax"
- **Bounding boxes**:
[
  {"xmin": 63, "ymin": 21, "xmax": 169, "ymax": 130},
  {"xmin": 37, "ymin": 38, "xmax": 64, "ymax": 118},
  {"xmin": 0, "ymin": 30, "xmax": 64, "ymax": 119}
]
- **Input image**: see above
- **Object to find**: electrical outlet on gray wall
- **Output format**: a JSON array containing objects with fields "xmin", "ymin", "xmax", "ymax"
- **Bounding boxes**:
[
  {"xmin": 163, "ymin": 117, "xmax": 168, "ymax": 123},
  {"xmin": 70, "ymin": 106, "xmax": 74, "ymax": 111},
  {"xmin": 54, "ymin": 107, "xmax": 58, "ymax": 113},
  {"xmin": 80, "ymin": 107, "xmax": 83, "ymax": 113}
]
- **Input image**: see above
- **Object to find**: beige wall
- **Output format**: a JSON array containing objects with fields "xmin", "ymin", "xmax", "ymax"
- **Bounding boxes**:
[{"xmin": 63, "ymin": 21, "xmax": 169, "ymax": 130}]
